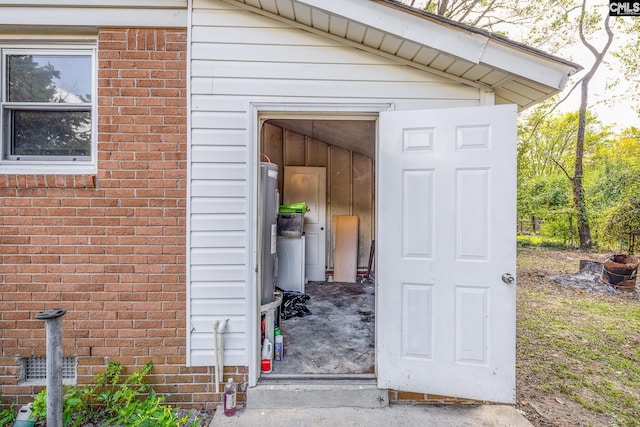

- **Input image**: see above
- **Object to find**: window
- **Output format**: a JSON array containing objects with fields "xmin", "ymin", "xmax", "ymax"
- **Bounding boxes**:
[{"xmin": 1, "ymin": 46, "xmax": 95, "ymax": 170}]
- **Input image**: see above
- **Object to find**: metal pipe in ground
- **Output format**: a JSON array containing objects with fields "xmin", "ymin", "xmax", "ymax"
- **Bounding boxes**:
[{"xmin": 35, "ymin": 308, "xmax": 67, "ymax": 427}]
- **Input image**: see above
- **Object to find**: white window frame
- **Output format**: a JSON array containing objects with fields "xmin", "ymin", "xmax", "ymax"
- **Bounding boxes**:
[{"xmin": 0, "ymin": 43, "xmax": 97, "ymax": 174}]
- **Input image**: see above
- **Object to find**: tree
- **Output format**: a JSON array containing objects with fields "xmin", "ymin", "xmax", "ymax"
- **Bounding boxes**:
[
  {"xmin": 568, "ymin": 1, "xmax": 613, "ymax": 248},
  {"xmin": 517, "ymin": 107, "xmax": 608, "ymax": 245},
  {"xmin": 613, "ymin": 19, "xmax": 640, "ymax": 116},
  {"xmin": 586, "ymin": 127, "xmax": 640, "ymax": 249},
  {"xmin": 602, "ymin": 196, "xmax": 640, "ymax": 254},
  {"xmin": 401, "ymin": 0, "xmax": 640, "ymax": 248},
  {"xmin": 7, "ymin": 55, "xmax": 91, "ymax": 157}
]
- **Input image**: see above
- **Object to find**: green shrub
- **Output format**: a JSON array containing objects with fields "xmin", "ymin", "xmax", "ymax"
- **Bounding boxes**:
[
  {"xmin": 30, "ymin": 362, "xmax": 200, "ymax": 427},
  {"xmin": 0, "ymin": 393, "xmax": 16, "ymax": 427},
  {"xmin": 600, "ymin": 195, "xmax": 640, "ymax": 254}
]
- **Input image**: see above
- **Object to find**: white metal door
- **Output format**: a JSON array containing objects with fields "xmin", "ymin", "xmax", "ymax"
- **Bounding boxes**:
[
  {"xmin": 377, "ymin": 105, "xmax": 517, "ymax": 403},
  {"xmin": 283, "ymin": 167, "xmax": 327, "ymax": 281}
]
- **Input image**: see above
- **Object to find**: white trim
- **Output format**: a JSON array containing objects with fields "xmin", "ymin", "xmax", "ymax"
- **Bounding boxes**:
[
  {"xmin": 0, "ymin": 33, "xmax": 98, "ymax": 43},
  {"xmin": 185, "ymin": 0, "xmax": 194, "ymax": 367},
  {"xmin": 480, "ymin": 89, "xmax": 495, "ymax": 106},
  {"xmin": 247, "ymin": 103, "xmax": 260, "ymax": 387},
  {"xmin": 247, "ymin": 101, "xmax": 393, "ymax": 387},
  {"xmin": 0, "ymin": 0, "xmax": 185, "ymax": 6},
  {"xmin": 0, "ymin": 7, "xmax": 187, "ymax": 28}
]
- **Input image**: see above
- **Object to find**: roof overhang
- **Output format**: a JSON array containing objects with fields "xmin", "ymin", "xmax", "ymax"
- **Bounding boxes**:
[{"xmin": 222, "ymin": 0, "xmax": 582, "ymax": 111}]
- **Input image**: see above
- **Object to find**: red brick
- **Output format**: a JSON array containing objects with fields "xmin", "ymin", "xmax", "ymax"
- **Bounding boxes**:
[{"xmin": 1, "ymin": 26, "xmax": 198, "ymax": 407}]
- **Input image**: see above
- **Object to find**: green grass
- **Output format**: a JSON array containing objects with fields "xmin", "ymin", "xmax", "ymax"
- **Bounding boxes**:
[
  {"xmin": 518, "ymin": 283, "xmax": 640, "ymax": 425},
  {"xmin": 517, "ymin": 234, "xmax": 568, "ymax": 249}
]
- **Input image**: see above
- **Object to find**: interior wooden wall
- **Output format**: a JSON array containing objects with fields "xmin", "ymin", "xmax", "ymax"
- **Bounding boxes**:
[{"xmin": 261, "ymin": 122, "xmax": 374, "ymax": 270}]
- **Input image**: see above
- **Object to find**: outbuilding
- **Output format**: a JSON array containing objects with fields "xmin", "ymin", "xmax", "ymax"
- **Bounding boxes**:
[{"xmin": 0, "ymin": 0, "xmax": 579, "ymax": 409}]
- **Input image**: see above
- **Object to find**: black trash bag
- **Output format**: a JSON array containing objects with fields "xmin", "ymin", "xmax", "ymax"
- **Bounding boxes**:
[{"xmin": 279, "ymin": 289, "xmax": 312, "ymax": 319}]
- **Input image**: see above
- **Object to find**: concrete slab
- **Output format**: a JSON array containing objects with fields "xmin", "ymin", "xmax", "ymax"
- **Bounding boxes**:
[
  {"xmin": 272, "ymin": 281, "xmax": 375, "ymax": 376},
  {"xmin": 246, "ymin": 383, "xmax": 388, "ymax": 409},
  {"xmin": 210, "ymin": 404, "xmax": 533, "ymax": 427}
]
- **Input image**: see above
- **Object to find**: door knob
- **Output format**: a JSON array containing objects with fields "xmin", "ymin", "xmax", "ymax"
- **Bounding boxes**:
[{"xmin": 501, "ymin": 273, "xmax": 515, "ymax": 284}]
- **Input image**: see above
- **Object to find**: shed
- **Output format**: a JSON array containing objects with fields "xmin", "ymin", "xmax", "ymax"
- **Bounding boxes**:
[
  {"xmin": 185, "ymin": 0, "xmax": 579, "ymax": 404},
  {"xmin": 0, "ymin": 0, "xmax": 579, "ymax": 409}
]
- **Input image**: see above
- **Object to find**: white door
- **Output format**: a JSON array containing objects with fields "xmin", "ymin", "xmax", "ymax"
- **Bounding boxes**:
[
  {"xmin": 283, "ymin": 167, "xmax": 326, "ymax": 281},
  {"xmin": 377, "ymin": 105, "xmax": 517, "ymax": 403}
]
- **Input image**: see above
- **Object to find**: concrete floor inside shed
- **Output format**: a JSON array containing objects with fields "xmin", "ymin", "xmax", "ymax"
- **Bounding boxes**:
[{"xmin": 265, "ymin": 280, "xmax": 375, "ymax": 375}]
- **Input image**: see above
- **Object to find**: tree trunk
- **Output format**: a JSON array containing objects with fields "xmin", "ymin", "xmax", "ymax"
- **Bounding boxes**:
[
  {"xmin": 572, "ymin": 2, "xmax": 614, "ymax": 249},
  {"xmin": 574, "ymin": 78, "xmax": 592, "ymax": 249}
]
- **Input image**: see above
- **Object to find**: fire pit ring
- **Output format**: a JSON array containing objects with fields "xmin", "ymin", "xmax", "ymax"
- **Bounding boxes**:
[{"xmin": 601, "ymin": 254, "xmax": 639, "ymax": 292}]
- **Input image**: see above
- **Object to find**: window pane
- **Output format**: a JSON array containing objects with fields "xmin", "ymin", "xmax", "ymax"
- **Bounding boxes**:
[
  {"xmin": 11, "ymin": 110, "xmax": 91, "ymax": 157},
  {"xmin": 7, "ymin": 55, "xmax": 92, "ymax": 103}
]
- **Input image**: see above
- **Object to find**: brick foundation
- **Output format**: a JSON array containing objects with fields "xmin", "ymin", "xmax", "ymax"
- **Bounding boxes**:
[{"xmin": 388, "ymin": 390, "xmax": 481, "ymax": 405}]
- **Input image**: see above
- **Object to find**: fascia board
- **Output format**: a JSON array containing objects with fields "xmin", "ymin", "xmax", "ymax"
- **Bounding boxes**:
[{"xmin": 481, "ymin": 39, "xmax": 578, "ymax": 90}]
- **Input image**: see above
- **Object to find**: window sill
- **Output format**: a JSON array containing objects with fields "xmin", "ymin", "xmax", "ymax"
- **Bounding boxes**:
[{"xmin": 0, "ymin": 174, "xmax": 97, "ymax": 188}]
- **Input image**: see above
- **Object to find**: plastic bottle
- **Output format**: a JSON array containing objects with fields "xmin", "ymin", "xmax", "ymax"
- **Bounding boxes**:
[
  {"xmin": 274, "ymin": 329, "xmax": 283, "ymax": 361},
  {"xmin": 261, "ymin": 338, "xmax": 272, "ymax": 373},
  {"xmin": 223, "ymin": 377, "xmax": 237, "ymax": 417}
]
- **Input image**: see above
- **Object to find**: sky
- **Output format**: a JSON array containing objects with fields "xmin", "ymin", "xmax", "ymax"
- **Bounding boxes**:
[{"xmin": 403, "ymin": 0, "xmax": 640, "ymax": 131}]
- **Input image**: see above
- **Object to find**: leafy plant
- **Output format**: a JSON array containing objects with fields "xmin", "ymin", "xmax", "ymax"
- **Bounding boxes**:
[
  {"xmin": 29, "ymin": 362, "xmax": 200, "ymax": 427},
  {"xmin": 0, "ymin": 393, "xmax": 16, "ymax": 427},
  {"xmin": 601, "ymin": 195, "xmax": 640, "ymax": 254}
]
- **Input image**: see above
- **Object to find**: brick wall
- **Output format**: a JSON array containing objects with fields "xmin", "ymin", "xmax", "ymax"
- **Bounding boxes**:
[
  {"xmin": 389, "ymin": 390, "xmax": 480, "ymax": 405},
  {"xmin": 0, "ymin": 27, "xmax": 239, "ymax": 410}
]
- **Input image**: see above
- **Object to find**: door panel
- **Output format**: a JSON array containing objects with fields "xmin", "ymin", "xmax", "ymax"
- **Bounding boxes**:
[
  {"xmin": 283, "ymin": 167, "xmax": 327, "ymax": 281},
  {"xmin": 377, "ymin": 105, "xmax": 517, "ymax": 403}
]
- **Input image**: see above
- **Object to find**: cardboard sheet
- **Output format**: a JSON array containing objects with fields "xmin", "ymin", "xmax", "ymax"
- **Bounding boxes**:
[{"xmin": 333, "ymin": 215, "xmax": 359, "ymax": 282}]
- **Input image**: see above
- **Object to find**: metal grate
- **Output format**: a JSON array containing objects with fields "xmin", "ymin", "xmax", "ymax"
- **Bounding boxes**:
[{"xmin": 19, "ymin": 356, "xmax": 77, "ymax": 385}]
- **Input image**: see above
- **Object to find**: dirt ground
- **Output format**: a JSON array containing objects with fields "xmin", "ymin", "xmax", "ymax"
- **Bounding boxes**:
[{"xmin": 515, "ymin": 247, "xmax": 639, "ymax": 427}]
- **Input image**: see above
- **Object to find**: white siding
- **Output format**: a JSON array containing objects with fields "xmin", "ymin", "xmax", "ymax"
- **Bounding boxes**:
[{"xmin": 187, "ymin": 0, "xmax": 481, "ymax": 366}]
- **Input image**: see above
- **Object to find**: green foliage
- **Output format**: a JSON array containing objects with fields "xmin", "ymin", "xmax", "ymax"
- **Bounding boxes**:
[
  {"xmin": 0, "ymin": 393, "xmax": 16, "ymax": 427},
  {"xmin": 586, "ymin": 128, "xmax": 640, "ymax": 251},
  {"xmin": 539, "ymin": 210, "xmax": 580, "ymax": 247},
  {"xmin": 29, "ymin": 362, "xmax": 200, "ymax": 427},
  {"xmin": 518, "ymin": 174, "xmax": 571, "ymax": 215},
  {"xmin": 516, "ymin": 105, "xmax": 639, "ymax": 250},
  {"xmin": 613, "ymin": 20, "xmax": 640, "ymax": 116},
  {"xmin": 32, "ymin": 384, "xmax": 95, "ymax": 427},
  {"xmin": 601, "ymin": 196, "xmax": 640, "ymax": 254}
]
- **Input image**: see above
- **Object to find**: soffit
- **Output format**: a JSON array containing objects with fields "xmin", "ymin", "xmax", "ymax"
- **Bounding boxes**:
[
  {"xmin": 267, "ymin": 119, "xmax": 376, "ymax": 158},
  {"xmin": 223, "ymin": 0, "xmax": 582, "ymax": 111}
]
